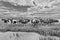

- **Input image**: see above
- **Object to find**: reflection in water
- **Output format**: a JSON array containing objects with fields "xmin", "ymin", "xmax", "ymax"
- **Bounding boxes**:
[{"xmin": 0, "ymin": 1, "xmax": 32, "ymax": 12}]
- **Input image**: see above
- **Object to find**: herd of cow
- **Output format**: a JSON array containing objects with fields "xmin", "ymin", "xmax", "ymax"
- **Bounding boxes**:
[{"xmin": 1, "ymin": 17, "xmax": 59, "ymax": 26}]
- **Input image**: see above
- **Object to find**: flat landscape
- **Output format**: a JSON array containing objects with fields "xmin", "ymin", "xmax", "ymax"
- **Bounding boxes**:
[{"xmin": 0, "ymin": 0, "xmax": 60, "ymax": 40}]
